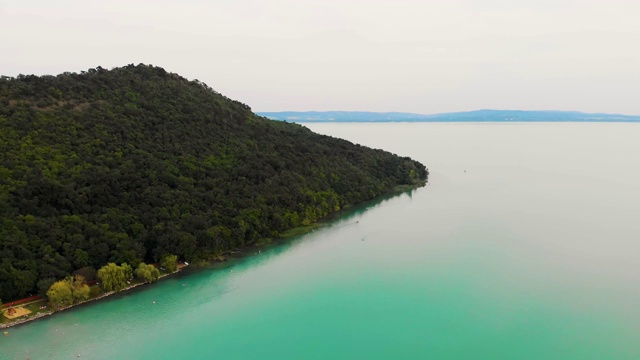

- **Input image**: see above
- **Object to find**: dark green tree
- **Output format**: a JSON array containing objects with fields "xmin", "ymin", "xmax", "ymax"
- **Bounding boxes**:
[
  {"xmin": 72, "ymin": 267, "xmax": 96, "ymax": 282},
  {"xmin": 37, "ymin": 278, "xmax": 56, "ymax": 298}
]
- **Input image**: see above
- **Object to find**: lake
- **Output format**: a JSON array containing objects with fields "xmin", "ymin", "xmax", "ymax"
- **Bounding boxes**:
[{"xmin": 2, "ymin": 123, "xmax": 639, "ymax": 359}]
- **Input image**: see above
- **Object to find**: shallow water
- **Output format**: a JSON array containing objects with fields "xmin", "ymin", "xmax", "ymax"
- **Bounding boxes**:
[{"xmin": 2, "ymin": 123, "xmax": 640, "ymax": 359}]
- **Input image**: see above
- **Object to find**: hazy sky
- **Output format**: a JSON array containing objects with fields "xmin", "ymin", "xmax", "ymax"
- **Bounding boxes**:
[{"xmin": 2, "ymin": 0, "xmax": 639, "ymax": 114}]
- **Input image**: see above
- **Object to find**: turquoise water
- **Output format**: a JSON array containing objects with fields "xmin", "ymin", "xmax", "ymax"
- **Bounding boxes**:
[{"xmin": 2, "ymin": 123, "xmax": 640, "ymax": 359}]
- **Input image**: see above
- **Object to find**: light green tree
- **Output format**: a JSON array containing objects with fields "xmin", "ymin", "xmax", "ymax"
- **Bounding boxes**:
[
  {"xmin": 121, "ymin": 263, "xmax": 133, "ymax": 281},
  {"xmin": 160, "ymin": 254, "xmax": 178, "ymax": 273},
  {"xmin": 135, "ymin": 263, "xmax": 160, "ymax": 283},
  {"xmin": 97, "ymin": 263, "xmax": 128, "ymax": 292},
  {"xmin": 46, "ymin": 279, "xmax": 74, "ymax": 308},
  {"xmin": 71, "ymin": 276, "xmax": 90, "ymax": 302},
  {"xmin": 72, "ymin": 284, "xmax": 90, "ymax": 302},
  {"xmin": 46, "ymin": 276, "xmax": 91, "ymax": 308}
]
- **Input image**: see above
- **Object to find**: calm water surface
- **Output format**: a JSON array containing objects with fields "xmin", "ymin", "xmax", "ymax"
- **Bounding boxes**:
[{"xmin": 2, "ymin": 123, "xmax": 640, "ymax": 359}]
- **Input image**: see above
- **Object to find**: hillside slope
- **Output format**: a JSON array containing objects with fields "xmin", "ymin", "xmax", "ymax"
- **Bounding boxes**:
[{"xmin": 0, "ymin": 64, "xmax": 427, "ymax": 300}]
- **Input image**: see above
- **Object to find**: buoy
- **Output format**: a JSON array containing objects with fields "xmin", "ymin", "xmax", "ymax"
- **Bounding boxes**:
[{"xmin": 3, "ymin": 331, "xmax": 8, "ymax": 336}]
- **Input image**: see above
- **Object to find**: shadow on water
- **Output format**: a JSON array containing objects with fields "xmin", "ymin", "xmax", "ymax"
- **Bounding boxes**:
[
  {"xmin": 181, "ymin": 186, "xmax": 423, "ymax": 278},
  {"xmin": 118, "ymin": 188, "xmax": 425, "ymax": 314}
]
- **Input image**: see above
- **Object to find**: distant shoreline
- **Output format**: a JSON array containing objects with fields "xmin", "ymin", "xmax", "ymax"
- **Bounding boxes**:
[
  {"xmin": 267, "ymin": 120, "xmax": 640, "ymax": 123},
  {"xmin": 257, "ymin": 110, "xmax": 640, "ymax": 123}
]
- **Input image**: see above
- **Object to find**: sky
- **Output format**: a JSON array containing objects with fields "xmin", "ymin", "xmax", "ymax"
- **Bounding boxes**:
[{"xmin": 1, "ymin": 0, "xmax": 639, "ymax": 114}]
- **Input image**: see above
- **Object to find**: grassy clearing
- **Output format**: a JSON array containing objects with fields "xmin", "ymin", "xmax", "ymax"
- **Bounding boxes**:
[{"xmin": 1, "ymin": 300, "xmax": 48, "ymax": 325}]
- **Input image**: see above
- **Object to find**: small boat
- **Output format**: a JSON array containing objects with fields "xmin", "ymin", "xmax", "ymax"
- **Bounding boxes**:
[{"xmin": 184, "ymin": 261, "xmax": 189, "ymax": 266}]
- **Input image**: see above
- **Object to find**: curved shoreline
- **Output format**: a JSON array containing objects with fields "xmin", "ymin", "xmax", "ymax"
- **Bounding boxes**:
[{"xmin": 1, "ymin": 183, "xmax": 425, "ymax": 331}]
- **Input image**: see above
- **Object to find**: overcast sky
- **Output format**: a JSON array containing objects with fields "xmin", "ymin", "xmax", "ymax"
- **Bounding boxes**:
[{"xmin": 2, "ymin": 0, "xmax": 639, "ymax": 114}]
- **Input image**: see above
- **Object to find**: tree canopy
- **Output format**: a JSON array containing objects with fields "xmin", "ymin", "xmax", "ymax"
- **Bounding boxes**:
[
  {"xmin": 46, "ymin": 276, "xmax": 89, "ymax": 308},
  {"xmin": 97, "ymin": 263, "xmax": 132, "ymax": 292},
  {"xmin": 160, "ymin": 255, "xmax": 178, "ymax": 273},
  {"xmin": 0, "ymin": 64, "xmax": 428, "ymax": 301},
  {"xmin": 135, "ymin": 263, "xmax": 160, "ymax": 283}
]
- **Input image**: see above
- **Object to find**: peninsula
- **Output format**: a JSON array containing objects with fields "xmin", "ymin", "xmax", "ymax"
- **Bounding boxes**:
[{"xmin": 0, "ymin": 64, "xmax": 427, "ymax": 323}]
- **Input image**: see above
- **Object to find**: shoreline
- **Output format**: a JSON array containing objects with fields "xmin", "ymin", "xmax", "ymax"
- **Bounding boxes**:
[
  {"xmin": 1, "ymin": 183, "xmax": 424, "ymax": 330},
  {"xmin": 1, "ymin": 268, "xmax": 183, "ymax": 330}
]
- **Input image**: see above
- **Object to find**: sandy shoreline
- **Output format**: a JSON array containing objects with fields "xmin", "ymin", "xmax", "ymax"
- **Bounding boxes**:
[{"xmin": 0, "ymin": 269, "xmax": 181, "ymax": 330}]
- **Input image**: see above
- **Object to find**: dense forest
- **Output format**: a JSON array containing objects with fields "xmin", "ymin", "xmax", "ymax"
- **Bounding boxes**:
[{"xmin": 0, "ymin": 64, "xmax": 427, "ymax": 301}]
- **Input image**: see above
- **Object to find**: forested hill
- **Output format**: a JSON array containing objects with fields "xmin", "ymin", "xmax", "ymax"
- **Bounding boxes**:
[{"xmin": 0, "ymin": 64, "xmax": 427, "ymax": 301}]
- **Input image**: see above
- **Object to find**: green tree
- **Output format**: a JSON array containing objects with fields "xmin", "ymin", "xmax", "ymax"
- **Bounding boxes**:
[
  {"xmin": 121, "ymin": 263, "xmax": 133, "ymax": 281},
  {"xmin": 46, "ymin": 276, "xmax": 91, "ymax": 308},
  {"xmin": 73, "ymin": 249, "xmax": 90, "ymax": 268},
  {"xmin": 89, "ymin": 286, "xmax": 103, "ymax": 298},
  {"xmin": 160, "ymin": 254, "xmax": 178, "ymax": 273},
  {"xmin": 46, "ymin": 279, "xmax": 74, "ymax": 308},
  {"xmin": 71, "ymin": 275, "xmax": 90, "ymax": 302},
  {"xmin": 97, "ymin": 263, "xmax": 128, "ymax": 292},
  {"xmin": 135, "ymin": 263, "xmax": 160, "ymax": 283}
]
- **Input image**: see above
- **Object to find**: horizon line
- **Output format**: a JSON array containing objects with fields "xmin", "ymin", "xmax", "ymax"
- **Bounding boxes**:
[{"xmin": 256, "ymin": 109, "xmax": 640, "ymax": 117}]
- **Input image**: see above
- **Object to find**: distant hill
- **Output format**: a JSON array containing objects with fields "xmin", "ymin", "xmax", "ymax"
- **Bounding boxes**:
[
  {"xmin": 0, "ymin": 65, "xmax": 427, "ymax": 301},
  {"xmin": 258, "ymin": 110, "xmax": 640, "ymax": 123}
]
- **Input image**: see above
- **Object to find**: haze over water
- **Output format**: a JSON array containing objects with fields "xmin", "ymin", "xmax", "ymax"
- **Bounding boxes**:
[{"xmin": 2, "ymin": 123, "xmax": 640, "ymax": 359}]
